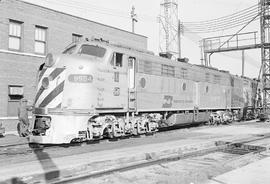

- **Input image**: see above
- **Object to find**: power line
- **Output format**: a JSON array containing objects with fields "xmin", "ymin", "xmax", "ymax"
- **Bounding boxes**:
[
  {"xmin": 183, "ymin": 17, "xmax": 260, "ymax": 33},
  {"xmin": 182, "ymin": 4, "xmax": 260, "ymax": 33},
  {"xmin": 40, "ymin": 0, "xmax": 131, "ymax": 19},
  {"xmin": 183, "ymin": 4, "xmax": 259, "ymax": 25},
  {"xmin": 23, "ymin": 0, "xmax": 261, "ymax": 34},
  {"xmin": 25, "ymin": 0, "xmax": 260, "ymax": 34},
  {"xmin": 51, "ymin": 0, "xmax": 158, "ymax": 23},
  {"xmin": 183, "ymin": 9, "xmax": 258, "ymax": 28}
]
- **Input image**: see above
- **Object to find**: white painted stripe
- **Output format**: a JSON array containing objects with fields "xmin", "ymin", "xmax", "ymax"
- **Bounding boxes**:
[
  {"xmin": 46, "ymin": 91, "xmax": 63, "ymax": 108},
  {"xmin": 35, "ymin": 71, "xmax": 65, "ymax": 107}
]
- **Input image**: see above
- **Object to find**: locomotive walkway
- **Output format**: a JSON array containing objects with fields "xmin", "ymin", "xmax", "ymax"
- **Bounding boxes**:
[{"xmin": 0, "ymin": 121, "xmax": 270, "ymax": 183}]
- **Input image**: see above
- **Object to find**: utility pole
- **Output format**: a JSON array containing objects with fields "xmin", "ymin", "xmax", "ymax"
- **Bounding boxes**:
[
  {"xmin": 260, "ymin": 0, "xmax": 270, "ymax": 120},
  {"xmin": 130, "ymin": 6, "xmax": 137, "ymax": 33}
]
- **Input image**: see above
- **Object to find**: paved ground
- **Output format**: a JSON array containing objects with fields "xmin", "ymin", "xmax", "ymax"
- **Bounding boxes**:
[
  {"xmin": 0, "ymin": 120, "xmax": 269, "ymax": 183},
  {"xmin": 207, "ymin": 153, "xmax": 270, "ymax": 184},
  {"xmin": 0, "ymin": 124, "xmax": 225, "ymax": 165},
  {"xmin": 83, "ymin": 151, "xmax": 266, "ymax": 184},
  {"xmin": 79, "ymin": 122, "xmax": 270, "ymax": 184},
  {"xmin": 193, "ymin": 125, "xmax": 270, "ymax": 135},
  {"xmin": 0, "ymin": 134, "xmax": 26, "ymax": 147}
]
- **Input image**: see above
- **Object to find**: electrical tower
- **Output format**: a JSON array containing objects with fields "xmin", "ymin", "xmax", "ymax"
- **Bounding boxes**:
[
  {"xmin": 260, "ymin": 0, "xmax": 270, "ymax": 119},
  {"xmin": 159, "ymin": 0, "xmax": 179, "ymax": 59}
]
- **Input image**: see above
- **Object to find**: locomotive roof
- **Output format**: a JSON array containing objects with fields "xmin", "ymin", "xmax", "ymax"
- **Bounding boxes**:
[{"xmin": 67, "ymin": 39, "xmax": 258, "ymax": 82}]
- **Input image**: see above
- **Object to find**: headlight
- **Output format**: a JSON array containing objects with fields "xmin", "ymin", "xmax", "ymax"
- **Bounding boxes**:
[
  {"xmin": 45, "ymin": 53, "xmax": 55, "ymax": 67},
  {"xmin": 42, "ymin": 77, "xmax": 50, "ymax": 89}
]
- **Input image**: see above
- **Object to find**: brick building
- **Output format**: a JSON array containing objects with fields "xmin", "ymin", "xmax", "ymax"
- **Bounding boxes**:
[{"xmin": 0, "ymin": 0, "xmax": 147, "ymax": 130}]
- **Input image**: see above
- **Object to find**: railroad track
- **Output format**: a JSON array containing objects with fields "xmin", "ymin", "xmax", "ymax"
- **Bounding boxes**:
[
  {"xmin": 0, "ymin": 121, "xmax": 269, "ymax": 183},
  {"xmin": 47, "ymin": 133, "xmax": 270, "ymax": 184},
  {"xmin": 0, "ymin": 120, "xmax": 261, "ymax": 156},
  {"xmin": 0, "ymin": 122, "xmax": 203, "ymax": 156},
  {"xmin": 0, "ymin": 133, "xmax": 155, "ymax": 157}
]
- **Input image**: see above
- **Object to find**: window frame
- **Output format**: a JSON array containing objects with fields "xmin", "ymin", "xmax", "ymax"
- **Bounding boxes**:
[
  {"xmin": 72, "ymin": 33, "xmax": 83, "ymax": 43},
  {"xmin": 110, "ymin": 52, "xmax": 123, "ymax": 68},
  {"xmin": 34, "ymin": 25, "xmax": 47, "ymax": 55},
  {"xmin": 62, "ymin": 44, "xmax": 77, "ymax": 54},
  {"xmin": 79, "ymin": 44, "xmax": 106, "ymax": 58},
  {"xmin": 8, "ymin": 19, "xmax": 23, "ymax": 51},
  {"xmin": 8, "ymin": 85, "xmax": 24, "ymax": 101}
]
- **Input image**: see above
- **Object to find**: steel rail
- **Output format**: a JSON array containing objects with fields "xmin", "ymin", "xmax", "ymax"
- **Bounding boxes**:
[{"xmin": 51, "ymin": 133, "xmax": 270, "ymax": 184}]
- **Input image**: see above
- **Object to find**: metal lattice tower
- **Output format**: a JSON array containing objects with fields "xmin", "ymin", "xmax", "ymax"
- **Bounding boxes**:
[
  {"xmin": 159, "ymin": 0, "xmax": 179, "ymax": 59},
  {"xmin": 261, "ymin": 0, "xmax": 270, "ymax": 117}
]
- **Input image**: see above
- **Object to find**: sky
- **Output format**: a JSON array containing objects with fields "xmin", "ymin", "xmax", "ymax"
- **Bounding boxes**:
[{"xmin": 24, "ymin": 0, "xmax": 261, "ymax": 78}]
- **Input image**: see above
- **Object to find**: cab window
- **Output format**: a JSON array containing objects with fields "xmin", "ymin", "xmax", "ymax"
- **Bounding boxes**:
[
  {"xmin": 79, "ymin": 45, "xmax": 106, "ymax": 58},
  {"xmin": 111, "ymin": 52, "xmax": 123, "ymax": 67}
]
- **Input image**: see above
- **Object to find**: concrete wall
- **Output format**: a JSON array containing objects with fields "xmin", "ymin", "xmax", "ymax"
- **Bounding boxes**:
[{"xmin": 0, "ymin": 0, "xmax": 147, "ymax": 119}]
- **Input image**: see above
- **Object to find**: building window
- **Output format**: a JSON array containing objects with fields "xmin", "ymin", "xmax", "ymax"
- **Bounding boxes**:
[
  {"xmin": 35, "ymin": 26, "xmax": 47, "ymax": 54},
  {"xmin": 72, "ymin": 33, "xmax": 82, "ymax": 43},
  {"xmin": 7, "ymin": 85, "xmax": 24, "ymax": 117},
  {"xmin": 9, "ymin": 20, "xmax": 22, "ymax": 50}
]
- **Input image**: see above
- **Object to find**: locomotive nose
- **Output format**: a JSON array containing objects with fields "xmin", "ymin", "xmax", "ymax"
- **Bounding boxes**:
[{"xmin": 35, "ymin": 66, "xmax": 66, "ymax": 109}]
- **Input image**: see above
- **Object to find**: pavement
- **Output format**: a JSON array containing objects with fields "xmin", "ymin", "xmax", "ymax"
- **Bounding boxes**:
[
  {"xmin": 207, "ymin": 153, "xmax": 270, "ymax": 184},
  {"xmin": 0, "ymin": 134, "xmax": 26, "ymax": 147},
  {"xmin": 0, "ymin": 135, "xmax": 223, "ymax": 183},
  {"xmin": 0, "ymin": 121, "xmax": 270, "ymax": 183},
  {"xmin": 0, "ymin": 116, "xmax": 32, "ymax": 133},
  {"xmin": 193, "ymin": 125, "xmax": 270, "ymax": 135}
]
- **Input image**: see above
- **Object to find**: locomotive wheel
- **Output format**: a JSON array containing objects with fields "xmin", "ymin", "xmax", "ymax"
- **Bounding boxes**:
[
  {"xmin": 133, "ymin": 123, "xmax": 139, "ymax": 136},
  {"xmin": 103, "ymin": 127, "xmax": 114, "ymax": 139},
  {"xmin": 208, "ymin": 119, "xmax": 213, "ymax": 126},
  {"xmin": 108, "ymin": 131, "xmax": 114, "ymax": 139}
]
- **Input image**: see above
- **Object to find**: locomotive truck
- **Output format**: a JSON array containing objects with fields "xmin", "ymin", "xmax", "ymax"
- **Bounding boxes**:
[{"xmin": 29, "ymin": 38, "xmax": 262, "ymax": 144}]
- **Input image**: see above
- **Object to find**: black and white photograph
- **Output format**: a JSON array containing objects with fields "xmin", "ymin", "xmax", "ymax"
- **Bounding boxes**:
[{"xmin": 0, "ymin": 0, "xmax": 270, "ymax": 183}]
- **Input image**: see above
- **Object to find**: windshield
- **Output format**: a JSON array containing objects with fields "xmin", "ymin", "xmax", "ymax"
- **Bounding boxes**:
[
  {"xmin": 63, "ymin": 45, "xmax": 77, "ymax": 54},
  {"xmin": 79, "ymin": 45, "xmax": 106, "ymax": 58}
]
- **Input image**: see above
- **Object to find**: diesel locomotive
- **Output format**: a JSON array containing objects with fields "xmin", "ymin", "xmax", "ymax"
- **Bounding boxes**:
[{"xmin": 29, "ymin": 38, "xmax": 262, "ymax": 144}]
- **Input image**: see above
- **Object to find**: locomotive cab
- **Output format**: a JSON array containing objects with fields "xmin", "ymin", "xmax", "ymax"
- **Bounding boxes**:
[
  {"xmin": 30, "ymin": 39, "xmax": 138, "ymax": 144},
  {"xmin": 30, "ymin": 41, "xmax": 112, "ymax": 143}
]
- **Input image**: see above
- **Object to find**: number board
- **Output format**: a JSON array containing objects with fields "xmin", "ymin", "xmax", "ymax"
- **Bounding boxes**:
[{"xmin": 68, "ymin": 74, "xmax": 93, "ymax": 83}]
